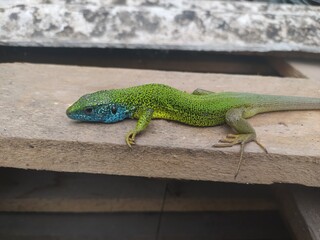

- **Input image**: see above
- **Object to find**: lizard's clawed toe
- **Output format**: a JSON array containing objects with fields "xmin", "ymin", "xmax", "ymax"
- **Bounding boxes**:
[
  {"xmin": 214, "ymin": 134, "xmax": 243, "ymax": 146},
  {"xmin": 226, "ymin": 134, "xmax": 237, "ymax": 138},
  {"xmin": 213, "ymin": 133, "xmax": 267, "ymax": 178},
  {"xmin": 125, "ymin": 131, "xmax": 137, "ymax": 148}
]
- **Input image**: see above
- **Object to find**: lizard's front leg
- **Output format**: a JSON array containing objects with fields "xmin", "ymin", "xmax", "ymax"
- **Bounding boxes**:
[
  {"xmin": 213, "ymin": 108, "xmax": 268, "ymax": 178},
  {"xmin": 126, "ymin": 108, "xmax": 154, "ymax": 147}
]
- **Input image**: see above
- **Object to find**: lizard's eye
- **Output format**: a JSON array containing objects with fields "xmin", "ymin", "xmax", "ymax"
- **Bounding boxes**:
[
  {"xmin": 84, "ymin": 107, "xmax": 93, "ymax": 115},
  {"xmin": 111, "ymin": 105, "xmax": 117, "ymax": 114}
]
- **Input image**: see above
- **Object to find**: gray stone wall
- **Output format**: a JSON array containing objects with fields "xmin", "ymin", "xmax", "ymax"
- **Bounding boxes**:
[{"xmin": 0, "ymin": 0, "xmax": 319, "ymax": 53}]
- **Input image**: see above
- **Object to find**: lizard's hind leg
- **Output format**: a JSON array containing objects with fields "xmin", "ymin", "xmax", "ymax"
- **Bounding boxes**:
[
  {"xmin": 192, "ymin": 88, "xmax": 216, "ymax": 95},
  {"xmin": 213, "ymin": 108, "xmax": 268, "ymax": 178}
]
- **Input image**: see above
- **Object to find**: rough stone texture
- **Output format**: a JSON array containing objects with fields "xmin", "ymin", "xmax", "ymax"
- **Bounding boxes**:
[
  {"xmin": 1, "ymin": 63, "xmax": 320, "ymax": 186},
  {"xmin": 0, "ymin": 0, "xmax": 320, "ymax": 53}
]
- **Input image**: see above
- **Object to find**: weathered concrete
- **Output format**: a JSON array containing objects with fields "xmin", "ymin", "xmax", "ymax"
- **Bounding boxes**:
[
  {"xmin": 0, "ymin": 0, "xmax": 319, "ymax": 53},
  {"xmin": 1, "ymin": 63, "xmax": 320, "ymax": 186}
]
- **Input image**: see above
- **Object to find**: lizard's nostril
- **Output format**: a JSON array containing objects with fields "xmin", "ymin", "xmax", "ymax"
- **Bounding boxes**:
[{"xmin": 66, "ymin": 105, "xmax": 75, "ymax": 118}]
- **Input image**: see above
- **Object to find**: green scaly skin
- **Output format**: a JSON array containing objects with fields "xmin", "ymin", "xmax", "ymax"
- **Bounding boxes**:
[{"xmin": 67, "ymin": 84, "xmax": 320, "ymax": 178}]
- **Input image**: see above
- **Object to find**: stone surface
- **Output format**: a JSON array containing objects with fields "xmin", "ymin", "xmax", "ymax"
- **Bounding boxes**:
[
  {"xmin": 0, "ymin": 0, "xmax": 319, "ymax": 53},
  {"xmin": 1, "ymin": 63, "xmax": 320, "ymax": 186}
]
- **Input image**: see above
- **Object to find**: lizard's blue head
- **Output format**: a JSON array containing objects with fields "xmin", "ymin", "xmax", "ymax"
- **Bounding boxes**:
[{"xmin": 66, "ymin": 90, "xmax": 133, "ymax": 123}]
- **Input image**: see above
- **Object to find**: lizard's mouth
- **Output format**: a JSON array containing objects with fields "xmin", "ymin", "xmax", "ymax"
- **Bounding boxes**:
[
  {"xmin": 66, "ymin": 104, "xmax": 77, "ymax": 120},
  {"xmin": 66, "ymin": 105, "xmax": 72, "ymax": 115}
]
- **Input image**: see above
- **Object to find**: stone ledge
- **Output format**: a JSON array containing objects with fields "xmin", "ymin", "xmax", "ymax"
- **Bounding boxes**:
[
  {"xmin": 0, "ymin": 1, "xmax": 319, "ymax": 53},
  {"xmin": 1, "ymin": 63, "xmax": 320, "ymax": 186}
]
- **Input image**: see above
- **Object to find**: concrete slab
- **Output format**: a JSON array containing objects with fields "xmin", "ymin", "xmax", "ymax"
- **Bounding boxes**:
[{"xmin": 1, "ymin": 63, "xmax": 320, "ymax": 185}]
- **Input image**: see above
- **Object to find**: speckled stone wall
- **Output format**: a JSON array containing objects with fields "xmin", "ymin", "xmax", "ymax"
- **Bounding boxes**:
[{"xmin": 0, "ymin": 0, "xmax": 319, "ymax": 53}]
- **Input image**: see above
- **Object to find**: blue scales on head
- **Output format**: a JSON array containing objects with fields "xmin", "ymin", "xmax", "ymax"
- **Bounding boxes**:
[{"xmin": 66, "ymin": 90, "xmax": 133, "ymax": 123}]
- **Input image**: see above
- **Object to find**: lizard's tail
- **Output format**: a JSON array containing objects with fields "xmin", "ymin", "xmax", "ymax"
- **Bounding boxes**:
[{"xmin": 257, "ymin": 95, "xmax": 320, "ymax": 113}]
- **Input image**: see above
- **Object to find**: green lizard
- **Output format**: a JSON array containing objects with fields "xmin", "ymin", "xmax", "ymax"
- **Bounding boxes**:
[{"xmin": 66, "ymin": 83, "xmax": 320, "ymax": 177}]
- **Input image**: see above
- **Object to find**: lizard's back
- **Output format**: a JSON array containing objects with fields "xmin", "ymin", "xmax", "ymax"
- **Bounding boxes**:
[{"xmin": 112, "ymin": 84, "xmax": 320, "ymax": 127}]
